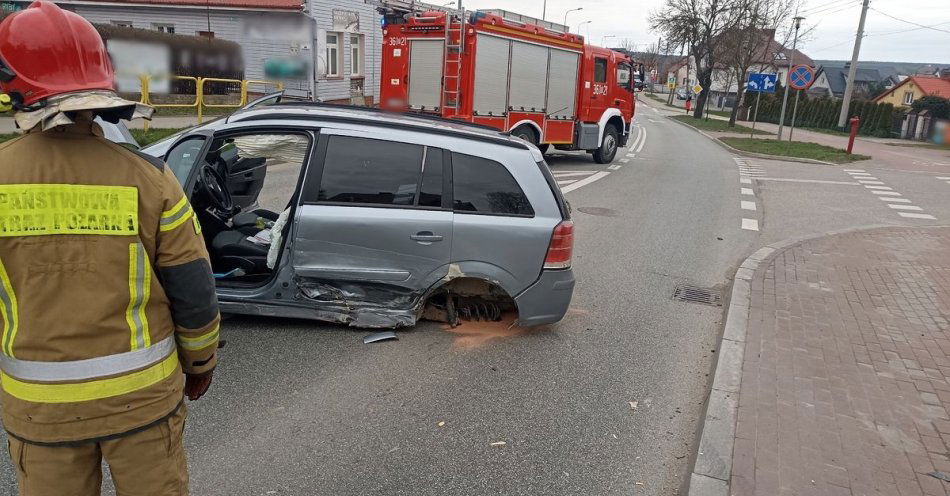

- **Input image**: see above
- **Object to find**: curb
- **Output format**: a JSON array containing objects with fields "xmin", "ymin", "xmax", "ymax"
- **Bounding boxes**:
[
  {"xmin": 686, "ymin": 224, "xmax": 901, "ymax": 496},
  {"xmin": 665, "ymin": 116, "xmax": 839, "ymax": 166}
]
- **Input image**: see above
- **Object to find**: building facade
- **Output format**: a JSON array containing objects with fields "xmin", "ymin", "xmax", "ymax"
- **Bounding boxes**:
[
  {"xmin": 874, "ymin": 74, "xmax": 950, "ymax": 108},
  {"xmin": 4, "ymin": 0, "xmax": 382, "ymax": 104}
]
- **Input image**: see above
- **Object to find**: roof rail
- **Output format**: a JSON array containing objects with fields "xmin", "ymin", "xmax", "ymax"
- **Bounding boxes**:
[{"xmin": 265, "ymin": 100, "xmax": 508, "ymax": 134}]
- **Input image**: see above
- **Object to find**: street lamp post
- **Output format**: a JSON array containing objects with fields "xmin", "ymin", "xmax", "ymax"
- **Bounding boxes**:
[
  {"xmin": 777, "ymin": 16, "xmax": 803, "ymax": 140},
  {"xmin": 563, "ymin": 7, "xmax": 582, "ymax": 27},
  {"xmin": 577, "ymin": 20, "xmax": 591, "ymax": 38}
]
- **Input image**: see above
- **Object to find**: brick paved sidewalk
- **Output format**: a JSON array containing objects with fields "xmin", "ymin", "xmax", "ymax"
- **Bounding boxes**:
[{"xmin": 734, "ymin": 227, "xmax": 950, "ymax": 496}]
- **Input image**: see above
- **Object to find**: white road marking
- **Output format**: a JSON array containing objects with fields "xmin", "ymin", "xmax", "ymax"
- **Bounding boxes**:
[
  {"xmin": 843, "ymin": 169, "xmax": 865, "ymax": 172},
  {"xmin": 856, "ymin": 177, "xmax": 879, "ymax": 180},
  {"xmin": 857, "ymin": 180, "xmax": 885, "ymax": 185},
  {"xmin": 863, "ymin": 185, "xmax": 893, "ymax": 190},
  {"xmin": 898, "ymin": 212, "xmax": 937, "ymax": 220},
  {"xmin": 551, "ymin": 170, "xmax": 595, "ymax": 174},
  {"xmin": 626, "ymin": 152, "xmax": 636, "ymax": 158},
  {"xmin": 740, "ymin": 201, "xmax": 757, "ymax": 211},
  {"xmin": 755, "ymin": 178, "xmax": 859, "ymax": 185},
  {"xmin": 937, "ymin": 176, "xmax": 950, "ymax": 180},
  {"xmin": 847, "ymin": 172, "xmax": 872, "ymax": 176},
  {"xmin": 608, "ymin": 164, "xmax": 622, "ymax": 170},
  {"xmin": 741, "ymin": 218, "xmax": 759, "ymax": 231},
  {"xmin": 652, "ymin": 107, "xmax": 659, "ymax": 113},
  {"xmin": 741, "ymin": 188, "xmax": 754, "ymax": 195},
  {"xmin": 556, "ymin": 180, "xmax": 577, "ymax": 186},
  {"xmin": 740, "ymin": 178, "xmax": 753, "ymax": 184},
  {"xmin": 871, "ymin": 190, "xmax": 902, "ymax": 196},
  {"xmin": 560, "ymin": 171, "xmax": 611, "ymax": 193},
  {"xmin": 635, "ymin": 127, "xmax": 647, "ymax": 153},
  {"xmin": 879, "ymin": 197, "xmax": 912, "ymax": 203},
  {"xmin": 620, "ymin": 158, "xmax": 630, "ymax": 163},
  {"xmin": 888, "ymin": 204, "xmax": 924, "ymax": 211}
]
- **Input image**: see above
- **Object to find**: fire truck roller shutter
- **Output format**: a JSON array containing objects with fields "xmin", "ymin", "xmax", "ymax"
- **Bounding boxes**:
[
  {"xmin": 509, "ymin": 41, "xmax": 548, "ymax": 112},
  {"xmin": 408, "ymin": 39, "xmax": 444, "ymax": 110},
  {"xmin": 546, "ymin": 49, "xmax": 579, "ymax": 120},
  {"xmin": 473, "ymin": 34, "xmax": 510, "ymax": 116}
]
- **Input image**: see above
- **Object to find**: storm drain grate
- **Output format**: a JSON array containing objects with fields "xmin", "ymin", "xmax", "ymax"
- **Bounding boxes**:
[{"xmin": 672, "ymin": 284, "xmax": 723, "ymax": 307}]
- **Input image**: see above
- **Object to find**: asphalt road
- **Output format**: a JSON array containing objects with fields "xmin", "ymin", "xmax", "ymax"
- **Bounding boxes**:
[
  {"xmin": 14, "ymin": 100, "xmax": 948, "ymax": 495},
  {"xmin": 0, "ymin": 108, "xmax": 756, "ymax": 496}
]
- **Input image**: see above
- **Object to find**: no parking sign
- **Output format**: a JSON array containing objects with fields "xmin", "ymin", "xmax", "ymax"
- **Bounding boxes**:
[{"xmin": 788, "ymin": 64, "xmax": 815, "ymax": 90}]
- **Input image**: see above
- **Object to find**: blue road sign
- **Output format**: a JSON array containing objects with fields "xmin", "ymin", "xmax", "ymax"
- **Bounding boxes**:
[
  {"xmin": 747, "ymin": 73, "xmax": 777, "ymax": 93},
  {"xmin": 788, "ymin": 65, "xmax": 815, "ymax": 90}
]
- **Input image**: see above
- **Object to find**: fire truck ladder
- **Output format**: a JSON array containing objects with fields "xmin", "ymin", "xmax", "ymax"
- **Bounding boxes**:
[{"xmin": 442, "ymin": 16, "xmax": 464, "ymax": 115}]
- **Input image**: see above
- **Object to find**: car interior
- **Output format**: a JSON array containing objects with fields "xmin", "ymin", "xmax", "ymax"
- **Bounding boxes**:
[{"xmin": 186, "ymin": 133, "xmax": 310, "ymax": 285}]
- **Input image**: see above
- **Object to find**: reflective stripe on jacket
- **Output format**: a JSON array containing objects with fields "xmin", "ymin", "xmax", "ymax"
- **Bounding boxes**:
[{"xmin": 0, "ymin": 117, "xmax": 220, "ymax": 444}]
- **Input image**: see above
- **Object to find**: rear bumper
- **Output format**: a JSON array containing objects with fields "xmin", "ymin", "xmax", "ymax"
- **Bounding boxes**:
[{"xmin": 513, "ymin": 269, "xmax": 576, "ymax": 327}]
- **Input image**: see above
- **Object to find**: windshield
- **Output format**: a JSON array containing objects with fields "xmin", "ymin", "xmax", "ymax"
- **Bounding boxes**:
[{"xmin": 618, "ymin": 64, "xmax": 632, "ymax": 88}]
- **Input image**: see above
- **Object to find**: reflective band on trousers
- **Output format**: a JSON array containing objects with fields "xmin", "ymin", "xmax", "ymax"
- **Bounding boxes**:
[
  {"xmin": 1, "ymin": 349, "xmax": 179, "ymax": 404},
  {"xmin": 160, "ymin": 196, "xmax": 193, "ymax": 232},
  {"xmin": 0, "ymin": 257, "xmax": 17, "ymax": 358},
  {"xmin": 126, "ymin": 243, "xmax": 151, "ymax": 350},
  {"xmin": 177, "ymin": 324, "xmax": 219, "ymax": 351},
  {"xmin": 0, "ymin": 336, "xmax": 175, "ymax": 383}
]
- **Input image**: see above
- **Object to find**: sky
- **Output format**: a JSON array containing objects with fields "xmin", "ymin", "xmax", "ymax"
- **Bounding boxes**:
[{"xmin": 461, "ymin": 0, "xmax": 950, "ymax": 64}]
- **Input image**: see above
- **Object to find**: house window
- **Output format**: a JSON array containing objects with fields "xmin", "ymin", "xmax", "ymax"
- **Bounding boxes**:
[
  {"xmin": 350, "ymin": 34, "xmax": 364, "ymax": 77},
  {"xmin": 326, "ymin": 33, "xmax": 341, "ymax": 78},
  {"xmin": 903, "ymin": 91, "xmax": 914, "ymax": 105},
  {"xmin": 153, "ymin": 23, "xmax": 175, "ymax": 34},
  {"xmin": 111, "ymin": 21, "xmax": 132, "ymax": 28}
]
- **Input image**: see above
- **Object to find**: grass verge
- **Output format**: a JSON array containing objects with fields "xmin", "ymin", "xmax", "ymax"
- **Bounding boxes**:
[
  {"xmin": 644, "ymin": 93, "xmax": 668, "ymax": 103},
  {"xmin": 0, "ymin": 133, "xmax": 17, "ymax": 144},
  {"xmin": 671, "ymin": 115, "xmax": 771, "ymax": 135},
  {"xmin": 720, "ymin": 137, "xmax": 871, "ymax": 163},
  {"xmin": 130, "ymin": 127, "xmax": 187, "ymax": 147}
]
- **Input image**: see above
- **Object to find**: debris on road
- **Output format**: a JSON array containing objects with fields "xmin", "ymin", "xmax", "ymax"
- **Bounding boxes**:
[
  {"xmin": 490, "ymin": 441, "xmax": 507, "ymax": 446},
  {"xmin": 629, "ymin": 401, "xmax": 639, "ymax": 410},
  {"xmin": 928, "ymin": 471, "xmax": 950, "ymax": 482},
  {"xmin": 363, "ymin": 331, "xmax": 398, "ymax": 344},
  {"xmin": 438, "ymin": 421, "xmax": 445, "ymax": 427}
]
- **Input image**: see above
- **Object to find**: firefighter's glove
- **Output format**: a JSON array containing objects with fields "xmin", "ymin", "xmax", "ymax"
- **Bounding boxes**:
[
  {"xmin": 185, "ymin": 369, "xmax": 214, "ymax": 401},
  {"xmin": 0, "ymin": 94, "xmax": 11, "ymax": 113}
]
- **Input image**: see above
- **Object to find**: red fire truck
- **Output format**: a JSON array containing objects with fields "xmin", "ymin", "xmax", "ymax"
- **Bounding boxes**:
[{"xmin": 378, "ymin": 9, "xmax": 638, "ymax": 164}]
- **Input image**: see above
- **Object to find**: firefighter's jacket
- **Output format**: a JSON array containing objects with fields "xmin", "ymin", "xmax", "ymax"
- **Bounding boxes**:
[{"xmin": 0, "ymin": 117, "xmax": 220, "ymax": 444}]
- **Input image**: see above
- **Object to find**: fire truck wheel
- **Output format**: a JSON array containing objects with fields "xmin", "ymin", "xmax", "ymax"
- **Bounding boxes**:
[
  {"xmin": 593, "ymin": 125, "xmax": 619, "ymax": 164},
  {"xmin": 512, "ymin": 126, "xmax": 539, "ymax": 147}
]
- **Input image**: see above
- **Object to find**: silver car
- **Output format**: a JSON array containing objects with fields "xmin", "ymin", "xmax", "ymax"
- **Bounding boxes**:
[{"xmin": 142, "ymin": 103, "xmax": 576, "ymax": 328}]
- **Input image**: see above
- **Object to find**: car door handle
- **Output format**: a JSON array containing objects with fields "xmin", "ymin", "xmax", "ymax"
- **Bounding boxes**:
[{"xmin": 410, "ymin": 231, "xmax": 444, "ymax": 242}]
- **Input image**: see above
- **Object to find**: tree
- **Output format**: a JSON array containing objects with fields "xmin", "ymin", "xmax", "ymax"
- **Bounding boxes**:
[
  {"xmin": 713, "ymin": 0, "xmax": 799, "ymax": 126},
  {"xmin": 911, "ymin": 95, "xmax": 950, "ymax": 119},
  {"xmin": 650, "ymin": 0, "xmax": 742, "ymax": 118}
]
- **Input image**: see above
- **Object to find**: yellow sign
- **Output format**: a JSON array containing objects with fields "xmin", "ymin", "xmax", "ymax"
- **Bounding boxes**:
[
  {"xmin": 692, "ymin": 84, "xmax": 703, "ymax": 95},
  {"xmin": 0, "ymin": 184, "xmax": 139, "ymax": 237},
  {"xmin": 667, "ymin": 82, "xmax": 675, "ymax": 89}
]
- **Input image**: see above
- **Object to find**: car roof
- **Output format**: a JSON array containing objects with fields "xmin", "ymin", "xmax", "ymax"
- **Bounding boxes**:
[{"xmin": 226, "ymin": 103, "xmax": 531, "ymax": 150}]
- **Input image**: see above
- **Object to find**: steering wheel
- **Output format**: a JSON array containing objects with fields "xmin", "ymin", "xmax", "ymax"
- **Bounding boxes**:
[{"xmin": 199, "ymin": 163, "xmax": 233, "ymax": 214}]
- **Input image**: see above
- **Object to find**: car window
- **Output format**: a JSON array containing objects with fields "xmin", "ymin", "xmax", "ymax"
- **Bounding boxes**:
[
  {"xmin": 317, "ymin": 135, "xmax": 423, "ymax": 206},
  {"xmin": 165, "ymin": 137, "xmax": 207, "ymax": 185},
  {"xmin": 418, "ymin": 148, "xmax": 443, "ymax": 208},
  {"xmin": 594, "ymin": 58, "xmax": 608, "ymax": 84},
  {"xmin": 452, "ymin": 153, "xmax": 533, "ymax": 216},
  {"xmin": 617, "ymin": 64, "xmax": 632, "ymax": 88}
]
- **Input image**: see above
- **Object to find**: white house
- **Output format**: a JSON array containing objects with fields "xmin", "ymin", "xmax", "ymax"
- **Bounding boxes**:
[{"xmin": 4, "ymin": 0, "xmax": 382, "ymax": 104}]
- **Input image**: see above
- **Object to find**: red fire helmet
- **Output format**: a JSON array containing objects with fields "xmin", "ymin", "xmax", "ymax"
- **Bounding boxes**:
[{"xmin": 0, "ymin": 1, "xmax": 115, "ymax": 108}]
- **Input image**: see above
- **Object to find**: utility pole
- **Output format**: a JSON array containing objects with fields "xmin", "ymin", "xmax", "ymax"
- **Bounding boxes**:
[
  {"xmin": 837, "ymin": 0, "xmax": 870, "ymax": 128},
  {"xmin": 788, "ymin": 16, "xmax": 805, "ymax": 142},
  {"xmin": 541, "ymin": 0, "xmax": 546, "ymax": 20},
  {"xmin": 777, "ymin": 16, "xmax": 802, "ymax": 140}
]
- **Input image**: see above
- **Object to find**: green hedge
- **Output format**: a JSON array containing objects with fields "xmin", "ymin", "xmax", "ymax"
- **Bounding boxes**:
[{"xmin": 749, "ymin": 84, "xmax": 897, "ymax": 137}]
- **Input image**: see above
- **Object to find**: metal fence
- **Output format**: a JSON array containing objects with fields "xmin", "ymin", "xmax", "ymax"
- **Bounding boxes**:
[{"xmin": 138, "ymin": 75, "xmax": 284, "ymax": 127}]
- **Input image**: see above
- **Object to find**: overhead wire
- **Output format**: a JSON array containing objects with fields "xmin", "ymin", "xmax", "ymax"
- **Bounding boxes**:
[{"xmin": 867, "ymin": 7, "xmax": 950, "ymax": 34}]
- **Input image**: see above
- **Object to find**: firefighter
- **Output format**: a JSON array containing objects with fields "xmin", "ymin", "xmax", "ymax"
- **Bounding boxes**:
[{"xmin": 0, "ymin": 2, "xmax": 219, "ymax": 495}]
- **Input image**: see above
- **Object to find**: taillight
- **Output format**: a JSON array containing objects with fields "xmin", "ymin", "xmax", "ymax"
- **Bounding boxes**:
[{"xmin": 544, "ymin": 220, "xmax": 574, "ymax": 269}]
